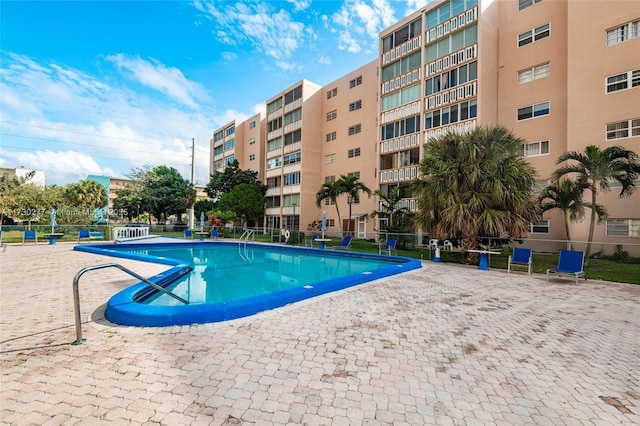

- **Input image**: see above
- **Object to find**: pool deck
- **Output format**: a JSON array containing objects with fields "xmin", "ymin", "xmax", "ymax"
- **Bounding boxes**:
[{"xmin": 1, "ymin": 242, "xmax": 638, "ymax": 425}]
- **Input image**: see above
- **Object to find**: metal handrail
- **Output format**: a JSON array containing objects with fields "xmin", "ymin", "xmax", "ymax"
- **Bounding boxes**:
[
  {"xmin": 239, "ymin": 229, "xmax": 255, "ymax": 247},
  {"xmin": 72, "ymin": 262, "xmax": 190, "ymax": 345}
]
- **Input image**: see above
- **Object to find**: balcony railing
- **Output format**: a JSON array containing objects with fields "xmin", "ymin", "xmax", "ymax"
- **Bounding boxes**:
[
  {"xmin": 379, "ymin": 166, "xmax": 419, "ymax": 184},
  {"xmin": 382, "ymin": 35, "xmax": 422, "ymax": 65},
  {"xmin": 380, "ymin": 134, "xmax": 420, "ymax": 154}
]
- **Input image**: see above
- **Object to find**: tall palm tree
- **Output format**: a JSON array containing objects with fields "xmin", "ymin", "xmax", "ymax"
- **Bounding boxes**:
[
  {"xmin": 411, "ymin": 125, "xmax": 541, "ymax": 262},
  {"xmin": 539, "ymin": 178, "xmax": 595, "ymax": 249},
  {"xmin": 552, "ymin": 145, "xmax": 640, "ymax": 259},
  {"xmin": 337, "ymin": 174, "xmax": 372, "ymax": 236},
  {"xmin": 316, "ymin": 180, "xmax": 343, "ymax": 233}
]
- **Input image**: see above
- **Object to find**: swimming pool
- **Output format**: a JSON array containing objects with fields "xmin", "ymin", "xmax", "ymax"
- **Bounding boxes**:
[{"xmin": 74, "ymin": 241, "xmax": 422, "ymax": 326}]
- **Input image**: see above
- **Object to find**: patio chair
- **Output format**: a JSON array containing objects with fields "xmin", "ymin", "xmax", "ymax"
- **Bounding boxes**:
[
  {"xmin": 429, "ymin": 239, "xmax": 439, "ymax": 249},
  {"xmin": 443, "ymin": 240, "xmax": 454, "ymax": 251},
  {"xmin": 546, "ymin": 250, "xmax": 586, "ymax": 283},
  {"xmin": 78, "ymin": 229, "xmax": 91, "ymax": 243},
  {"xmin": 23, "ymin": 230, "xmax": 37, "ymax": 245},
  {"xmin": 210, "ymin": 229, "xmax": 219, "ymax": 239},
  {"xmin": 508, "ymin": 247, "xmax": 532, "ymax": 274},
  {"xmin": 331, "ymin": 235, "xmax": 353, "ymax": 250},
  {"xmin": 306, "ymin": 234, "xmax": 318, "ymax": 247},
  {"xmin": 379, "ymin": 239, "xmax": 397, "ymax": 256},
  {"xmin": 184, "ymin": 229, "xmax": 193, "ymax": 239}
]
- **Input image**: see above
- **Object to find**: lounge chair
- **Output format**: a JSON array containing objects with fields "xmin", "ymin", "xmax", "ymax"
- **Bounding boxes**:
[
  {"xmin": 508, "ymin": 247, "xmax": 532, "ymax": 274},
  {"xmin": 331, "ymin": 236, "xmax": 352, "ymax": 250},
  {"xmin": 210, "ymin": 229, "xmax": 219, "ymax": 239},
  {"xmin": 78, "ymin": 229, "xmax": 92, "ymax": 243},
  {"xmin": 546, "ymin": 250, "xmax": 586, "ymax": 283},
  {"xmin": 443, "ymin": 240, "xmax": 454, "ymax": 251},
  {"xmin": 379, "ymin": 239, "xmax": 397, "ymax": 256},
  {"xmin": 306, "ymin": 235, "xmax": 318, "ymax": 247},
  {"xmin": 184, "ymin": 229, "xmax": 193, "ymax": 239},
  {"xmin": 23, "ymin": 230, "xmax": 37, "ymax": 245}
]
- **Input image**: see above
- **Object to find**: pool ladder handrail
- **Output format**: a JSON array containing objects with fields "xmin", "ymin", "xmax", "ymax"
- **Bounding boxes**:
[
  {"xmin": 72, "ymin": 262, "xmax": 190, "ymax": 345},
  {"xmin": 239, "ymin": 229, "xmax": 255, "ymax": 247}
]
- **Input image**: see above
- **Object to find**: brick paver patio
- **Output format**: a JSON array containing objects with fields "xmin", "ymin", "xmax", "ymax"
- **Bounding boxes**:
[{"xmin": 1, "ymin": 242, "xmax": 638, "ymax": 425}]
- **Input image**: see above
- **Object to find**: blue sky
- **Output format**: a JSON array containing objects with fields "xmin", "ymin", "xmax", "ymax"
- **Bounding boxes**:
[{"xmin": 1, "ymin": 0, "xmax": 430, "ymax": 186}]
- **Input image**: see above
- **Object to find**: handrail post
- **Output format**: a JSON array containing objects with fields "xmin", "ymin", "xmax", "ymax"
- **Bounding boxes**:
[{"xmin": 72, "ymin": 262, "xmax": 190, "ymax": 345}]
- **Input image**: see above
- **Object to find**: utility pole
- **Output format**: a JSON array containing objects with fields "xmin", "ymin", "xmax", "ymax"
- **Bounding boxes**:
[{"xmin": 188, "ymin": 138, "xmax": 195, "ymax": 229}]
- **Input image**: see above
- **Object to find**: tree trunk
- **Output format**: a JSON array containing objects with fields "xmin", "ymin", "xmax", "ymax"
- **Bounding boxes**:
[
  {"xmin": 563, "ymin": 210, "xmax": 572, "ymax": 250},
  {"xmin": 586, "ymin": 190, "xmax": 597, "ymax": 264}
]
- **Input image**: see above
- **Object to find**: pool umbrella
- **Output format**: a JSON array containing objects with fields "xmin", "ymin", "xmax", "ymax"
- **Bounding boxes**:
[
  {"xmin": 200, "ymin": 212, "xmax": 205, "ymax": 229},
  {"xmin": 50, "ymin": 208, "xmax": 57, "ymax": 233},
  {"xmin": 321, "ymin": 211, "xmax": 327, "ymax": 238}
]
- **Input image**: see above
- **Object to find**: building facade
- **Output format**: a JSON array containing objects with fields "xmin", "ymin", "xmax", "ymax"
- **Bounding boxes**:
[{"xmin": 211, "ymin": 0, "xmax": 640, "ymax": 245}]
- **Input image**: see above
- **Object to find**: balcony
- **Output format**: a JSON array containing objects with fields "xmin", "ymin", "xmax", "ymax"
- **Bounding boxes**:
[
  {"xmin": 425, "ymin": 81, "xmax": 477, "ymax": 110},
  {"xmin": 382, "ymin": 36, "xmax": 421, "ymax": 65},
  {"xmin": 381, "ymin": 101, "xmax": 421, "ymax": 125},
  {"xmin": 425, "ymin": 7, "xmax": 477, "ymax": 44},
  {"xmin": 379, "ymin": 166, "xmax": 419, "ymax": 184},
  {"xmin": 381, "ymin": 69, "xmax": 421, "ymax": 95},
  {"xmin": 380, "ymin": 134, "xmax": 420, "ymax": 154},
  {"xmin": 381, "ymin": 198, "xmax": 418, "ymax": 213},
  {"xmin": 424, "ymin": 119, "xmax": 477, "ymax": 142}
]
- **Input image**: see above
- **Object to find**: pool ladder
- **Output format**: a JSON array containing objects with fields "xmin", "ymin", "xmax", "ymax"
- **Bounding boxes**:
[
  {"xmin": 72, "ymin": 263, "xmax": 190, "ymax": 345},
  {"xmin": 239, "ymin": 229, "xmax": 255, "ymax": 247}
]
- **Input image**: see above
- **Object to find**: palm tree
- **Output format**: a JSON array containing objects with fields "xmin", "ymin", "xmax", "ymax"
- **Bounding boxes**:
[
  {"xmin": 552, "ymin": 145, "xmax": 640, "ymax": 259},
  {"xmin": 336, "ymin": 174, "xmax": 372, "ymax": 236},
  {"xmin": 539, "ymin": 179, "xmax": 595, "ymax": 249},
  {"xmin": 370, "ymin": 185, "xmax": 406, "ymax": 230},
  {"xmin": 316, "ymin": 180, "xmax": 343, "ymax": 233},
  {"xmin": 411, "ymin": 125, "xmax": 541, "ymax": 262}
]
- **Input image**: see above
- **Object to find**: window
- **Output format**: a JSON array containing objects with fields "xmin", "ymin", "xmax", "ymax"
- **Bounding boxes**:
[
  {"xmin": 518, "ymin": 23, "xmax": 550, "ymax": 47},
  {"xmin": 326, "ymin": 110, "xmax": 337, "ymax": 121},
  {"xmin": 521, "ymin": 140, "xmax": 549, "ymax": 157},
  {"xmin": 325, "ymin": 175, "xmax": 336, "ymax": 183},
  {"xmin": 283, "ymin": 194, "xmax": 300, "ymax": 207},
  {"xmin": 425, "ymin": 100, "xmax": 477, "ymax": 130},
  {"xmin": 267, "ymin": 157, "xmax": 281, "ymax": 169},
  {"xmin": 267, "ymin": 137, "xmax": 282, "ymax": 151},
  {"xmin": 249, "ymin": 138, "xmax": 256, "ymax": 145},
  {"xmin": 381, "ymin": 115, "xmax": 421, "ymax": 140},
  {"xmin": 250, "ymin": 121, "xmax": 256, "ymax": 128},
  {"xmin": 224, "ymin": 156, "xmax": 234, "ymax": 165},
  {"xmin": 517, "ymin": 63, "xmax": 550, "ymax": 84},
  {"xmin": 381, "ymin": 83, "xmax": 421, "ymax": 111},
  {"xmin": 425, "ymin": 61, "xmax": 478, "ymax": 96},
  {"xmin": 517, "ymin": 101, "xmax": 550, "ymax": 121},
  {"xmin": 382, "ymin": 18, "xmax": 421, "ymax": 52},
  {"xmin": 214, "ymin": 159, "xmax": 222, "ymax": 170},
  {"xmin": 327, "ymin": 87, "xmax": 338, "ymax": 99},
  {"xmin": 349, "ymin": 76, "xmax": 362, "ymax": 88},
  {"xmin": 349, "ymin": 100, "xmax": 362, "ymax": 111},
  {"xmin": 606, "ymin": 219, "xmax": 640, "ymax": 237},
  {"xmin": 348, "ymin": 124, "xmax": 362, "ymax": 135},
  {"xmin": 225, "ymin": 126, "xmax": 235, "ymax": 136},
  {"xmin": 284, "ymin": 151, "xmax": 301, "ymax": 165},
  {"xmin": 529, "ymin": 220, "xmax": 549, "ymax": 233},
  {"xmin": 284, "ymin": 108, "xmax": 302, "ymax": 125},
  {"xmin": 326, "ymin": 132, "xmax": 337, "ymax": 142},
  {"xmin": 249, "ymin": 154, "xmax": 255, "ymax": 161},
  {"xmin": 266, "ymin": 196, "xmax": 281, "ymax": 207},
  {"xmin": 267, "ymin": 98, "xmax": 282, "ymax": 114},
  {"xmin": 348, "ymin": 148, "xmax": 361, "ymax": 158},
  {"xmin": 284, "ymin": 172, "xmax": 301, "ymax": 186},
  {"xmin": 606, "ymin": 20, "xmax": 640, "ymax": 46},
  {"xmin": 325, "ymin": 154, "xmax": 336, "ymax": 164},
  {"xmin": 214, "ymin": 131, "xmax": 224, "ymax": 142},
  {"xmin": 224, "ymin": 139, "xmax": 235, "ymax": 150},
  {"xmin": 382, "ymin": 51, "xmax": 421, "ymax": 83},
  {"xmin": 518, "ymin": 0, "xmax": 542, "ymax": 11},
  {"xmin": 606, "ymin": 118, "xmax": 640, "ymax": 140},
  {"xmin": 284, "ymin": 86, "xmax": 302, "ymax": 104},
  {"xmin": 214, "ymin": 145, "xmax": 223, "ymax": 156},
  {"xmin": 606, "ymin": 69, "xmax": 640, "ymax": 93},
  {"xmin": 425, "ymin": 24, "xmax": 477, "ymax": 60},
  {"xmin": 284, "ymin": 130, "xmax": 301, "ymax": 146},
  {"xmin": 426, "ymin": 0, "xmax": 478, "ymax": 29},
  {"xmin": 267, "ymin": 176, "xmax": 281, "ymax": 188},
  {"xmin": 267, "ymin": 117, "xmax": 282, "ymax": 132}
]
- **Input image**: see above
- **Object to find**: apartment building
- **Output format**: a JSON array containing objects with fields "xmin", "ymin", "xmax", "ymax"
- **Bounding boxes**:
[{"xmin": 212, "ymin": 0, "xmax": 639, "ymax": 244}]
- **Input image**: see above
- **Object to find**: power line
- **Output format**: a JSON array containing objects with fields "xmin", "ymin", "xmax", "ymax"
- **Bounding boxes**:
[{"xmin": 0, "ymin": 120, "xmax": 210, "ymax": 151}]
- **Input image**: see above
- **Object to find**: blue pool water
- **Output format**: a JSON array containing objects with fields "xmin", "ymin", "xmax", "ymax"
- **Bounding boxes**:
[{"xmin": 74, "ymin": 241, "xmax": 422, "ymax": 326}]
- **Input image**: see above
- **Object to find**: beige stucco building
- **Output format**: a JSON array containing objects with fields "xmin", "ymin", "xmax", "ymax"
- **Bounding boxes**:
[{"xmin": 211, "ymin": 0, "xmax": 640, "ymax": 245}]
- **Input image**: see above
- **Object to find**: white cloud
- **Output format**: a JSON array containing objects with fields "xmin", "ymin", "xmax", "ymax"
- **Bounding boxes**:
[
  {"xmin": 331, "ymin": 0, "xmax": 397, "ymax": 54},
  {"xmin": 318, "ymin": 55, "xmax": 332, "ymax": 66},
  {"xmin": 106, "ymin": 54, "xmax": 210, "ymax": 109},
  {"xmin": 405, "ymin": 0, "xmax": 433, "ymax": 15},
  {"xmin": 194, "ymin": 1, "xmax": 309, "ymax": 69},
  {"xmin": 286, "ymin": 0, "xmax": 311, "ymax": 11},
  {"xmin": 0, "ymin": 54, "xmax": 218, "ymax": 185},
  {"xmin": 221, "ymin": 52, "xmax": 238, "ymax": 62}
]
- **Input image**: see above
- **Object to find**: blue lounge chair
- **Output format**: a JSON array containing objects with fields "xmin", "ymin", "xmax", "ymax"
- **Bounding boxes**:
[
  {"xmin": 508, "ymin": 247, "xmax": 532, "ymax": 274},
  {"xmin": 78, "ymin": 229, "xmax": 91, "ymax": 243},
  {"xmin": 379, "ymin": 239, "xmax": 397, "ymax": 256},
  {"xmin": 23, "ymin": 230, "xmax": 37, "ymax": 245},
  {"xmin": 210, "ymin": 229, "xmax": 219, "ymax": 239},
  {"xmin": 184, "ymin": 229, "xmax": 193, "ymax": 239},
  {"xmin": 331, "ymin": 236, "xmax": 352, "ymax": 250},
  {"xmin": 306, "ymin": 234, "xmax": 318, "ymax": 247},
  {"xmin": 546, "ymin": 250, "xmax": 586, "ymax": 283}
]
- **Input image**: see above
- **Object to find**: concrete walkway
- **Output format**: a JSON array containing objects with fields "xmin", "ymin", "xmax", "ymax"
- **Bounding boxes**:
[{"xmin": 1, "ymin": 242, "xmax": 638, "ymax": 425}]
